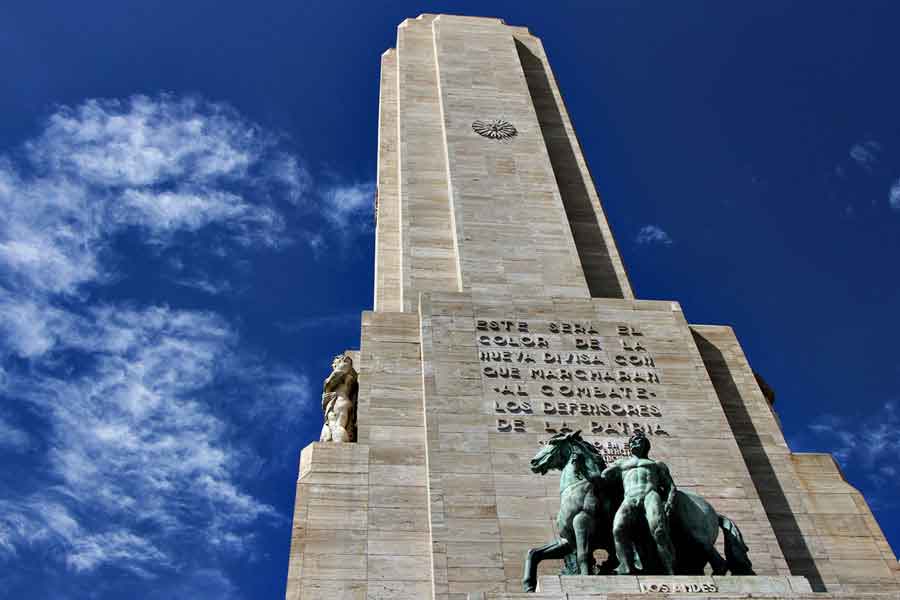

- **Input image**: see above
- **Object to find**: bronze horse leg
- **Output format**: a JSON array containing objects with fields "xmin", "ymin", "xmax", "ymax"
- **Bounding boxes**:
[
  {"xmin": 573, "ymin": 511, "xmax": 596, "ymax": 575},
  {"xmin": 522, "ymin": 539, "xmax": 571, "ymax": 592}
]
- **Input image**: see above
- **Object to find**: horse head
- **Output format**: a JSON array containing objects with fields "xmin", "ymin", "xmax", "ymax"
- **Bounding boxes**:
[{"xmin": 530, "ymin": 430, "xmax": 582, "ymax": 475}]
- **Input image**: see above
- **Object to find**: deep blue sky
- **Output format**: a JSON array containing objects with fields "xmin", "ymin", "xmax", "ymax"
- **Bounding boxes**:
[{"xmin": 1, "ymin": 2, "xmax": 899, "ymax": 598}]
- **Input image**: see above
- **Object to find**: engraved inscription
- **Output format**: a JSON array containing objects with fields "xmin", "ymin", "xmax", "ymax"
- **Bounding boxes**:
[
  {"xmin": 480, "ymin": 319, "xmax": 670, "ymax": 437},
  {"xmin": 639, "ymin": 582, "xmax": 718, "ymax": 593}
]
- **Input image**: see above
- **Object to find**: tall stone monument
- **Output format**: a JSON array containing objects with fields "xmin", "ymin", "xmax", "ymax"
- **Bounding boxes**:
[{"xmin": 285, "ymin": 14, "xmax": 900, "ymax": 600}]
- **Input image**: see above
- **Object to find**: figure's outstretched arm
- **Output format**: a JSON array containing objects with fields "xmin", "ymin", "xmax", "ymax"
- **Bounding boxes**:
[{"xmin": 600, "ymin": 463, "xmax": 620, "ymax": 481}]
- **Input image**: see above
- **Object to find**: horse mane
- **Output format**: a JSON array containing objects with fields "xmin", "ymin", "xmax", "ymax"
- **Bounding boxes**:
[{"xmin": 569, "ymin": 435, "xmax": 608, "ymax": 480}]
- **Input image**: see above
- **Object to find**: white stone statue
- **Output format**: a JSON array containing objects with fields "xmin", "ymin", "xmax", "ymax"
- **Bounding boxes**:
[{"xmin": 319, "ymin": 354, "xmax": 358, "ymax": 443}]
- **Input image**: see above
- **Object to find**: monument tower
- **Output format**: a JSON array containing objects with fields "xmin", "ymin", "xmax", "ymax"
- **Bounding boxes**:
[{"xmin": 286, "ymin": 15, "xmax": 900, "ymax": 599}]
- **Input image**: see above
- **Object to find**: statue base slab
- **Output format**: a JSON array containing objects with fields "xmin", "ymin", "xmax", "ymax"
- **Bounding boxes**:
[
  {"xmin": 467, "ymin": 575, "xmax": 900, "ymax": 599},
  {"xmin": 539, "ymin": 574, "xmax": 811, "ymax": 595}
]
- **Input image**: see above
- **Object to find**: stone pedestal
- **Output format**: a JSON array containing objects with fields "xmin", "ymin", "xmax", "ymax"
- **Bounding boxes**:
[
  {"xmin": 285, "ymin": 442, "xmax": 370, "ymax": 600},
  {"xmin": 538, "ymin": 574, "xmax": 812, "ymax": 595},
  {"xmin": 467, "ymin": 575, "xmax": 900, "ymax": 599}
]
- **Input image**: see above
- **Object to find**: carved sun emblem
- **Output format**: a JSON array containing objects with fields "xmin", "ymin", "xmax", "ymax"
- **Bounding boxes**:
[{"xmin": 472, "ymin": 119, "xmax": 517, "ymax": 140}]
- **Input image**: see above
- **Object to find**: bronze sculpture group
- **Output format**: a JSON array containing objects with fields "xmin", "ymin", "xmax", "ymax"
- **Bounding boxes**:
[{"xmin": 523, "ymin": 431, "xmax": 754, "ymax": 592}]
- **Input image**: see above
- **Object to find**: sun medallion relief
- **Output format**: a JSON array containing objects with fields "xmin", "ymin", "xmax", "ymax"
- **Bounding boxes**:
[{"xmin": 472, "ymin": 119, "xmax": 517, "ymax": 140}]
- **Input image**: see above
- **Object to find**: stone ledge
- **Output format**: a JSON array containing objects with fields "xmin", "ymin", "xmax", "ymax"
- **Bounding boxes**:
[
  {"xmin": 537, "ymin": 575, "xmax": 812, "ymax": 595},
  {"xmin": 471, "ymin": 594, "xmax": 900, "ymax": 599},
  {"xmin": 468, "ymin": 574, "xmax": 900, "ymax": 599},
  {"xmin": 298, "ymin": 441, "xmax": 370, "ymax": 481}
]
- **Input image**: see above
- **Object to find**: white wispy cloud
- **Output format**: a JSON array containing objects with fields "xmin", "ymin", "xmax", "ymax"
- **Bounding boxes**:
[
  {"xmin": 171, "ymin": 274, "xmax": 236, "ymax": 296},
  {"xmin": 635, "ymin": 224, "xmax": 673, "ymax": 245},
  {"xmin": 268, "ymin": 155, "xmax": 312, "ymax": 206},
  {"xmin": 0, "ymin": 500, "xmax": 78, "ymax": 558},
  {"xmin": 27, "ymin": 95, "xmax": 261, "ymax": 187},
  {"xmin": 0, "ymin": 291, "xmax": 76, "ymax": 358},
  {"xmin": 119, "ymin": 188, "xmax": 263, "ymax": 231},
  {"xmin": 0, "ymin": 168, "xmax": 105, "ymax": 295},
  {"xmin": 12, "ymin": 94, "xmax": 371, "ymax": 256},
  {"xmin": 0, "ymin": 415, "xmax": 30, "ymax": 452},
  {"xmin": 68, "ymin": 531, "xmax": 169, "ymax": 574},
  {"xmin": 1, "ymin": 306, "xmax": 284, "ymax": 574},
  {"xmin": 849, "ymin": 139, "xmax": 881, "ymax": 171},
  {"xmin": 805, "ymin": 401, "xmax": 900, "ymax": 498},
  {"xmin": 0, "ymin": 95, "xmax": 301, "ymax": 304},
  {"xmin": 0, "ymin": 95, "xmax": 322, "ymax": 587},
  {"xmin": 0, "ymin": 499, "xmax": 168, "ymax": 578},
  {"xmin": 320, "ymin": 181, "xmax": 376, "ymax": 231},
  {"xmin": 889, "ymin": 178, "xmax": 900, "ymax": 211}
]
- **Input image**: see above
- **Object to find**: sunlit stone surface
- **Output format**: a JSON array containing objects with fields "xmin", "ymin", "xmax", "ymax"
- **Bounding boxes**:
[{"xmin": 285, "ymin": 14, "xmax": 900, "ymax": 600}]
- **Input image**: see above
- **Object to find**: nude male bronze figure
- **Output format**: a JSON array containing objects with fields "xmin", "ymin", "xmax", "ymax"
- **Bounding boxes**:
[{"xmin": 601, "ymin": 431, "xmax": 676, "ymax": 574}]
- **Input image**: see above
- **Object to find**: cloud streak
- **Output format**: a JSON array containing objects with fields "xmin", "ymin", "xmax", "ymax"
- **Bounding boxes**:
[
  {"xmin": 1, "ymin": 305, "xmax": 287, "ymax": 577},
  {"xmin": 0, "ymin": 414, "xmax": 30, "ymax": 452},
  {"xmin": 319, "ymin": 181, "xmax": 376, "ymax": 232},
  {"xmin": 849, "ymin": 139, "xmax": 881, "ymax": 171},
  {"xmin": 889, "ymin": 178, "xmax": 900, "ymax": 211},
  {"xmin": 0, "ymin": 95, "xmax": 324, "ymax": 590},
  {"xmin": 635, "ymin": 224, "xmax": 673, "ymax": 245},
  {"xmin": 28, "ymin": 97, "xmax": 250, "ymax": 184},
  {"xmin": 804, "ymin": 401, "xmax": 900, "ymax": 506}
]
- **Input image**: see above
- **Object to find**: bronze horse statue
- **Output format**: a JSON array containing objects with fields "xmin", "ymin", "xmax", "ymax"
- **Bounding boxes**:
[
  {"xmin": 523, "ymin": 431, "xmax": 754, "ymax": 593},
  {"xmin": 523, "ymin": 431, "xmax": 620, "ymax": 591}
]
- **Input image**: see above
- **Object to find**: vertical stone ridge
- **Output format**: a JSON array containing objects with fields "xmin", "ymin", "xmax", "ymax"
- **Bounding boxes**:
[
  {"xmin": 358, "ymin": 311, "xmax": 432, "ymax": 596},
  {"xmin": 284, "ymin": 443, "xmax": 370, "ymax": 600},
  {"xmin": 418, "ymin": 294, "xmax": 445, "ymax": 600},
  {"xmin": 430, "ymin": 20, "xmax": 465, "ymax": 297},
  {"xmin": 397, "ymin": 15, "xmax": 460, "ymax": 312},
  {"xmin": 431, "ymin": 15, "xmax": 590, "ymax": 302},
  {"xmin": 374, "ymin": 49, "xmax": 402, "ymax": 312},
  {"xmin": 513, "ymin": 32, "xmax": 634, "ymax": 300}
]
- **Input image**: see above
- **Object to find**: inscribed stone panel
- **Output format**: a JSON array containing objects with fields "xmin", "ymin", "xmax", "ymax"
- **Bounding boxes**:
[{"xmin": 420, "ymin": 293, "xmax": 786, "ymax": 597}]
